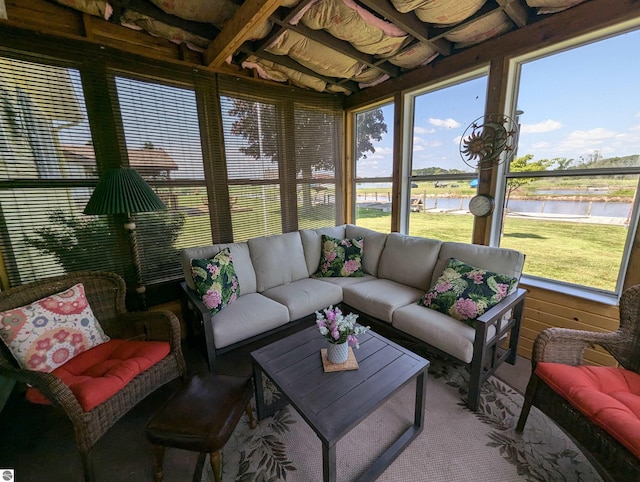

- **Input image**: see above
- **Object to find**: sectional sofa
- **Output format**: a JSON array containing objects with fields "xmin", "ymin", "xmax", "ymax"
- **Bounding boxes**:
[{"xmin": 180, "ymin": 224, "xmax": 526, "ymax": 410}]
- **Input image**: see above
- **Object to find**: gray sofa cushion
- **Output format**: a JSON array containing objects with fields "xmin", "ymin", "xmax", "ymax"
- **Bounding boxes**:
[
  {"xmin": 430, "ymin": 242, "xmax": 525, "ymax": 288},
  {"xmin": 392, "ymin": 303, "xmax": 479, "ymax": 363},
  {"xmin": 313, "ymin": 273, "xmax": 377, "ymax": 287},
  {"xmin": 261, "ymin": 278, "xmax": 343, "ymax": 321},
  {"xmin": 180, "ymin": 242, "xmax": 257, "ymax": 294},
  {"xmin": 300, "ymin": 225, "xmax": 347, "ymax": 276},
  {"xmin": 342, "ymin": 278, "xmax": 424, "ymax": 323},
  {"xmin": 378, "ymin": 233, "xmax": 441, "ymax": 291},
  {"xmin": 249, "ymin": 232, "xmax": 309, "ymax": 292},
  {"xmin": 345, "ymin": 224, "xmax": 388, "ymax": 276},
  {"xmin": 210, "ymin": 293, "xmax": 289, "ymax": 349}
]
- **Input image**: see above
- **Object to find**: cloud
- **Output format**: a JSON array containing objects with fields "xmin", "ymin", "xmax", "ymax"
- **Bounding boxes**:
[
  {"xmin": 413, "ymin": 136, "xmax": 442, "ymax": 148},
  {"xmin": 414, "ymin": 126, "xmax": 436, "ymax": 134},
  {"xmin": 429, "ymin": 118, "xmax": 460, "ymax": 129},
  {"xmin": 520, "ymin": 119, "xmax": 562, "ymax": 134},
  {"xmin": 630, "ymin": 124, "xmax": 640, "ymax": 131}
]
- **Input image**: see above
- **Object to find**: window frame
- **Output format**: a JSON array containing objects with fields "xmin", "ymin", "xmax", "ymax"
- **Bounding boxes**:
[{"xmin": 499, "ymin": 19, "xmax": 640, "ymax": 303}]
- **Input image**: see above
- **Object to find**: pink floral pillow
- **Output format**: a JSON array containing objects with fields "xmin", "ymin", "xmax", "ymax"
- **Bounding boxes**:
[
  {"xmin": 418, "ymin": 258, "xmax": 517, "ymax": 325},
  {"xmin": 0, "ymin": 283, "xmax": 110, "ymax": 372}
]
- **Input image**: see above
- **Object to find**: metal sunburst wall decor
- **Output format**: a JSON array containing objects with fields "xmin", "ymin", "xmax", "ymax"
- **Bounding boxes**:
[{"xmin": 459, "ymin": 113, "xmax": 519, "ymax": 170}]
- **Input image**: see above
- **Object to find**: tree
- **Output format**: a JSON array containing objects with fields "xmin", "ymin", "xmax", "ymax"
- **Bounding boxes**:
[
  {"xmin": 228, "ymin": 99, "xmax": 387, "ymax": 208},
  {"xmin": 506, "ymin": 154, "xmax": 553, "ymax": 205}
]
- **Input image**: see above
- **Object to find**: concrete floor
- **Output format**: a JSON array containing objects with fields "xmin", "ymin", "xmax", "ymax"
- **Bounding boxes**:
[{"xmin": 0, "ymin": 324, "xmax": 532, "ymax": 482}]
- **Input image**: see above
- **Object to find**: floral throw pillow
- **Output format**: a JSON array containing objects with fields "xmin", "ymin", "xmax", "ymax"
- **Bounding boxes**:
[
  {"xmin": 418, "ymin": 258, "xmax": 517, "ymax": 325},
  {"xmin": 0, "ymin": 283, "xmax": 110, "ymax": 372},
  {"xmin": 314, "ymin": 235, "xmax": 364, "ymax": 278},
  {"xmin": 191, "ymin": 248, "xmax": 239, "ymax": 315}
]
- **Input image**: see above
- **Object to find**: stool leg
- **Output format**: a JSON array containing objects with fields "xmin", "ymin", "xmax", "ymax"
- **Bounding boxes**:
[
  {"xmin": 210, "ymin": 450, "xmax": 222, "ymax": 482},
  {"xmin": 153, "ymin": 445, "xmax": 165, "ymax": 482},
  {"xmin": 246, "ymin": 402, "xmax": 257, "ymax": 429}
]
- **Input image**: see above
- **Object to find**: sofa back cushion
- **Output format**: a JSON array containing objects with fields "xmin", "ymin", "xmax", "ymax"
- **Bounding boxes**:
[
  {"xmin": 378, "ymin": 233, "xmax": 442, "ymax": 291},
  {"xmin": 300, "ymin": 225, "xmax": 347, "ymax": 276},
  {"xmin": 430, "ymin": 242, "xmax": 525, "ymax": 288},
  {"xmin": 249, "ymin": 231, "xmax": 309, "ymax": 292},
  {"xmin": 345, "ymin": 224, "xmax": 388, "ymax": 276},
  {"xmin": 181, "ymin": 242, "xmax": 257, "ymax": 294}
]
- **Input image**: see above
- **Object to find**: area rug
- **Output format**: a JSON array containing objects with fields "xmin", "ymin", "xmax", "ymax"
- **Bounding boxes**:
[{"xmin": 201, "ymin": 347, "xmax": 601, "ymax": 482}]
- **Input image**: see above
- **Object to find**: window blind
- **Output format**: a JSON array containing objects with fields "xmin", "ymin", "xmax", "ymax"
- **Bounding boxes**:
[
  {"xmin": 218, "ymin": 76, "xmax": 343, "ymax": 241},
  {"xmin": 0, "ymin": 55, "xmax": 128, "ymax": 286},
  {"xmin": 113, "ymin": 75, "xmax": 209, "ymax": 285}
]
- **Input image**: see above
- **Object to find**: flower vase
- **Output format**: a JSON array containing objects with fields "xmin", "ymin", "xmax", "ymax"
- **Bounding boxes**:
[{"xmin": 326, "ymin": 341, "xmax": 348, "ymax": 364}]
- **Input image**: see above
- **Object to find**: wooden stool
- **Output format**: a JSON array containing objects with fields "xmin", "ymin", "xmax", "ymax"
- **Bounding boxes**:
[{"xmin": 146, "ymin": 373, "xmax": 257, "ymax": 482}]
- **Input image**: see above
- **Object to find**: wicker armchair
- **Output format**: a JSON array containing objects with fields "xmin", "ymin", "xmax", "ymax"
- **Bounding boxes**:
[
  {"xmin": 516, "ymin": 284, "xmax": 640, "ymax": 482},
  {"xmin": 0, "ymin": 271, "xmax": 186, "ymax": 481}
]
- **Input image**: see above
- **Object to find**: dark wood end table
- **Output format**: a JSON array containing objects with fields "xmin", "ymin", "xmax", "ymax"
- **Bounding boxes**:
[{"xmin": 251, "ymin": 325, "xmax": 429, "ymax": 482}]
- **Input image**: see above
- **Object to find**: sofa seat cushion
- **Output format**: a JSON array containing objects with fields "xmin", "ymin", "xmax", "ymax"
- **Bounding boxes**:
[
  {"xmin": 535, "ymin": 362, "xmax": 640, "ymax": 460},
  {"xmin": 392, "ymin": 303, "xmax": 493, "ymax": 363},
  {"xmin": 261, "ymin": 278, "xmax": 343, "ymax": 321},
  {"xmin": 314, "ymin": 273, "xmax": 377, "ymax": 287},
  {"xmin": 26, "ymin": 339, "xmax": 171, "ymax": 411},
  {"xmin": 210, "ymin": 293, "xmax": 290, "ymax": 349},
  {"xmin": 343, "ymin": 279, "xmax": 424, "ymax": 323}
]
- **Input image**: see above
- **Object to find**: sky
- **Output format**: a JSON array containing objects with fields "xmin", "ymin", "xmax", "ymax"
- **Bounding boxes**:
[{"xmin": 358, "ymin": 26, "xmax": 640, "ymax": 178}]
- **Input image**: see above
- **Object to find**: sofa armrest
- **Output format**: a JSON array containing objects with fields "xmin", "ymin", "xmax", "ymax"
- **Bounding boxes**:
[
  {"xmin": 476, "ymin": 287, "xmax": 527, "ymax": 326},
  {"xmin": 180, "ymin": 282, "xmax": 216, "ymax": 368}
]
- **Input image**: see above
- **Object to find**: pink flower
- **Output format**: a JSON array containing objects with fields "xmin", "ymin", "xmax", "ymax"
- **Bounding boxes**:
[
  {"xmin": 326, "ymin": 310, "xmax": 337, "ymax": 322},
  {"xmin": 27, "ymin": 353, "xmax": 46, "ymax": 369},
  {"xmin": 347, "ymin": 334, "xmax": 358, "ymax": 347},
  {"xmin": 436, "ymin": 282, "xmax": 451, "ymax": 293},
  {"xmin": 467, "ymin": 272, "xmax": 484, "ymax": 284},
  {"xmin": 422, "ymin": 292, "xmax": 437, "ymax": 306},
  {"xmin": 495, "ymin": 283, "xmax": 509, "ymax": 301},
  {"xmin": 343, "ymin": 260, "xmax": 359, "ymax": 273},
  {"xmin": 229, "ymin": 293, "xmax": 237, "ymax": 304},
  {"xmin": 203, "ymin": 289, "xmax": 222, "ymax": 309},
  {"xmin": 71, "ymin": 333, "xmax": 84, "ymax": 345},
  {"xmin": 453, "ymin": 298, "xmax": 479, "ymax": 320},
  {"xmin": 36, "ymin": 338, "xmax": 52, "ymax": 351},
  {"xmin": 331, "ymin": 326, "xmax": 340, "ymax": 340},
  {"xmin": 53, "ymin": 330, "xmax": 69, "ymax": 343},
  {"xmin": 326, "ymin": 251, "xmax": 337, "ymax": 262},
  {"xmin": 208, "ymin": 264, "xmax": 220, "ymax": 277}
]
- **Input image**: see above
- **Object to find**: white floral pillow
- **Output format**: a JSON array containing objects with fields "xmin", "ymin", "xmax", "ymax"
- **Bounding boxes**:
[{"xmin": 0, "ymin": 283, "xmax": 110, "ymax": 372}]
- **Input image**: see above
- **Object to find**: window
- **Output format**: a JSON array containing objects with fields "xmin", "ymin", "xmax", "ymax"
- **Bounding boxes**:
[
  {"xmin": 354, "ymin": 103, "xmax": 393, "ymax": 232},
  {"xmin": 219, "ymin": 76, "xmax": 342, "ymax": 241},
  {"xmin": 406, "ymin": 73, "xmax": 488, "ymax": 241},
  {"xmin": 0, "ymin": 56, "xmax": 127, "ymax": 286},
  {"xmin": 500, "ymin": 27, "xmax": 640, "ymax": 296},
  {"xmin": 114, "ymin": 75, "xmax": 207, "ymax": 284}
]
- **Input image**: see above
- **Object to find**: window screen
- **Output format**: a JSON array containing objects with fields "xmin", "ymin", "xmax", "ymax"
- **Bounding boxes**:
[
  {"xmin": 218, "ymin": 76, "xmax": 343, "ymax": 241},
  {"xmin": 113, "ymin": 75, "xmax": 209, "ymax": 284},
  {"xmin": 0, "ymin": 56, "xmax": 126, "ymax": 286}
]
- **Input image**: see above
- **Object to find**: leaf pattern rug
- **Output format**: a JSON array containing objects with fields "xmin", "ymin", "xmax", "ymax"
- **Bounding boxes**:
[{"xmin": 201, "ymin": 343, "xmax": 601, "ymax": 482}]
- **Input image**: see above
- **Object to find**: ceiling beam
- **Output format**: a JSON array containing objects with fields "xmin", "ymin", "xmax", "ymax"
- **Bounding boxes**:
[{"xmin": 204, "ymin": 0, "xmax": 284, "ymax": 68}]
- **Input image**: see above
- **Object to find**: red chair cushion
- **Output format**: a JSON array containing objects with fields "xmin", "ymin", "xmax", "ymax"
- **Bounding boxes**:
[
  {"xmin": 536, "ymin": 362, "xmax": 640, "ymax": 459},
  {"xmin": 26, "ymin": 339, "xmax": 171, "ymax": 411}
]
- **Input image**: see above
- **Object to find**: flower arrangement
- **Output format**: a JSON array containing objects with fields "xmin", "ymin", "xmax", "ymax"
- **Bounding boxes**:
[{"xmin": 316, "ymin": 305, "xmax": 369, "ymax": 348}]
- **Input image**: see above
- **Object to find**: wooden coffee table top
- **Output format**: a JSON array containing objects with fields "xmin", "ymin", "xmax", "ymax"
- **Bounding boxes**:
[{"xmin": 251, "ymin": 325, "xmax": 429, "ymax": 446}]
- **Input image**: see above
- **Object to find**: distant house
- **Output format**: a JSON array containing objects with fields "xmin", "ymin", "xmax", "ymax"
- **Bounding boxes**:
[{"xmin": 61, "ymin": 145, "xmax": 178, "ymax": 179}]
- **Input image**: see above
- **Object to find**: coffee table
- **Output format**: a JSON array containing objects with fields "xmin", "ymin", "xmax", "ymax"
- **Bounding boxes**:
[{"xmin": 251, "ymin": 325, "xmax": 429, "ymax": 482}]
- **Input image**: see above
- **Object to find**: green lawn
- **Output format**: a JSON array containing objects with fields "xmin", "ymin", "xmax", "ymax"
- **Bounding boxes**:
[{"xmin": 356, "ymin": 209, "xmax": 627, "ymax": 291}]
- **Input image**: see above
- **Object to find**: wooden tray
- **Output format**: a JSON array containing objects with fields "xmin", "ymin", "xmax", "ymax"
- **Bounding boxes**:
[{"xmin": 320, "ymin": 347, "xmax": 359, "ymax": 372}]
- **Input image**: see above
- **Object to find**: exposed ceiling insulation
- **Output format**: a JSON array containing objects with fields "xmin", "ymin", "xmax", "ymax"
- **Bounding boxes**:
[{"xmin": 49, "ymin": 0, "xmax": 588, "ymax": 94}]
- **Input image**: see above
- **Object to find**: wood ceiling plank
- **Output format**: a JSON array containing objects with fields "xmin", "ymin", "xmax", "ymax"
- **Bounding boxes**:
[
  {"xmin": 496, "ymin": 0, "xmax": 531, "ymax": 28},
  {"xmin": 357, "ymin": 0, "xmax": 452, "ymax": 55},
  {"xmin": 204, "ymin": 0, "xmax": 284, "ymax": 68}
]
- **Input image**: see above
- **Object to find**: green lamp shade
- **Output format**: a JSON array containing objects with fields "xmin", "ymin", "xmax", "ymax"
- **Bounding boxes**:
[{"xmin": 84, "ymin": 168, "xmax": 167, "ymax": 215}]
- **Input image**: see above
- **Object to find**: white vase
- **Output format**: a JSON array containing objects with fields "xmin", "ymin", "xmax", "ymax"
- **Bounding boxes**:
[{"xmin": 326, "ymin": 341, "xmax": 349, "ymax": 364}]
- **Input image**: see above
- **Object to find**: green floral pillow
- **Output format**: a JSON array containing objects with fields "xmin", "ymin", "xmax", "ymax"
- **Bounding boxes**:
[
  {"xmin": 418, "ymin": 258, "xmax": 517, "ymax": 325},
  {"xmin": 314, "ymin": 235, "xmax": 364, "ymax": 278},
  {"xmin": 191, "ymin": 248, "xmax": 239, "ymax": 315}
]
